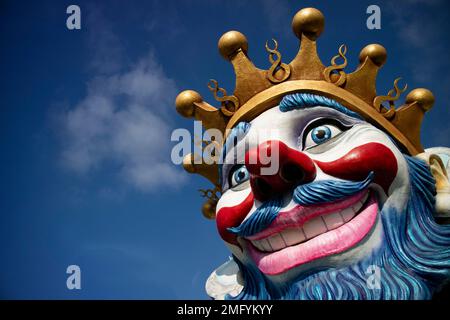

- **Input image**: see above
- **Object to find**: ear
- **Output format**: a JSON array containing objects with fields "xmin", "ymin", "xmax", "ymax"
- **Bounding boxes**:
[
  {"xmin": 205, "ymin": 257, "xmax": 243, "ymax": 300},
  {"xmin": 416, "ymin": 147, "xmax": 450, "ymax": 222}
]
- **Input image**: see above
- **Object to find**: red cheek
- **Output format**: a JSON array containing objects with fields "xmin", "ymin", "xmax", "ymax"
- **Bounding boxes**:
[
  {"xmin": 216, "ymin": 193, "xmax": 254, "ymax": 245},
  {"xmin": 315, "ymin": 142, "xmax": 398, "ymax": 194}
]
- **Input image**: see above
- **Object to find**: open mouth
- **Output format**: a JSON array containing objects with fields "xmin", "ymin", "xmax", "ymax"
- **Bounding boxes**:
[{"xmin": 244, "ymin": 189, "xmax": 378, "ymax": 275}]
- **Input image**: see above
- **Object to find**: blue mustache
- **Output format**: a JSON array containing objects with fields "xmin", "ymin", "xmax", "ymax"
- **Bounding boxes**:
[
  {"xmin": 293, "ymin": 172, "xmax": 374, "ymax": 205},
  {"xmin": 228, "ymin": 172, "xmax": 374, "ymax": 238},
  {"xmin": 227, "ymin": 198, "xmax": 282, "ymax": 237}
]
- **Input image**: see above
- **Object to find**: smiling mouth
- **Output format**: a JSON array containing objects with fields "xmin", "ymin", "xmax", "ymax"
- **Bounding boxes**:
[{"xmin": 244, "ymin": 189, "xmax": 378, "ymax": 275}]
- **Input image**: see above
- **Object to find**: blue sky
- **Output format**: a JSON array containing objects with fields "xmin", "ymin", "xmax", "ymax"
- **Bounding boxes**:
[{"xmin": 0, "ymin": 0, "xmax": 449, "ymax": 299}]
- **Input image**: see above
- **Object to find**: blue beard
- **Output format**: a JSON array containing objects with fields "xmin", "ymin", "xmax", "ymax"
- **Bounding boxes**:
[{"xmin": 227, "ymin": 156, "xmax": 450, "ymax": 300}]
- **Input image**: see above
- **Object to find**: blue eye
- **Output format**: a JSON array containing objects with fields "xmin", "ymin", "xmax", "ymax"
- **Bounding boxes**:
[
  {"xmin": 230, "ymin": 165, "xmax": 250, "ymax": 188},
  {"xmin": 311, "ymin": 126, "xmax": 332, "ymax": 143},
  {"xmin": 304, "ymin": 124, "xmax": 342, "ymax": 149}
]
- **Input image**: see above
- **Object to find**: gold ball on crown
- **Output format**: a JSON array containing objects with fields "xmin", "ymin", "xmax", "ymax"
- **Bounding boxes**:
[
  {"xmin": 218, "ymin": 31, "xmax": 248, "ymax": 60},
  {"xmin": 175, "ymin": 90, "xmax": 202, "ymax": 118},
  {"xmin": 291, "ymin": 7, "xmax": 325, "ymax": 40},
  {"xmin": 359, "ymin": 44, "xmax": 387, "ymax": 67}
]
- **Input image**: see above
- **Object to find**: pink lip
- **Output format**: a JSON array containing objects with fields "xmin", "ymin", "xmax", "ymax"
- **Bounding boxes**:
[
  {"xmin": 246, "ymin": 192, "xmax": 378, "ymax": 275},
  {"xmin": 247, "ymin": 190, "xmax": 368, "ymax": 241}
]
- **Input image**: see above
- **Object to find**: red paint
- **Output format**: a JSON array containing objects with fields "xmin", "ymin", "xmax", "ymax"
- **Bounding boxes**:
[
  {"xmin": 216, "ymin": 142, "xmax": 398, "ymax": 245},
  {"xmin": 245, "ymin": 140, "xmax": 316, "ymax": 201},
  {"xmin": 216, "ymin": 192, "xmax": 254, "ymax": 245},
  {"xmin": 315, "ymin": 142, "xmax": 398, "ymax": 193}
]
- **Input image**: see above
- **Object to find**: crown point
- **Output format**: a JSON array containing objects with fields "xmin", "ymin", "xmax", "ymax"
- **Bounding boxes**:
[
  {"xmin": 359, "ymin": 44, "xmax": 387, "ymax": 67},
  {"xmin": 291, "ymin": 8, "xmax": 325, "ymax": 40},
  {"xmin": 218, "ymin": 31, "xmax": 248, "ymax": 60},
  {"xmin": 175, "ymin": 90, "xmax": 203, "ymax": 118},
  {"xmin": 406, "ymin": 88, "xmax": 435, "ymax": 111},
  {"xmin": 202, "ymin": 199, "xmax": 217, "ymax": 219}
]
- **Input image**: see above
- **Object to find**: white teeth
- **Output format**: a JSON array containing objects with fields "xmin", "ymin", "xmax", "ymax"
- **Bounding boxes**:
[
  {"xmin": 341, "ymin": 207, "xmax": 355, "ymax": 222},
  {"xmin": 323, "ymin": 212, "xmax": 344, "ymax": 230},
  {"xmin": 303, "ymin": 217, "xmax": 328, "ymax": 239},
  {"xmin": 250, "ymin": 193, "xmax": 370, "ymax": 253},
  {"xmin": 281, "ymin": 228, "xmax": 306, "ymax": 246},
  {"xmin": 252, "ymin": 240, "xmax": 264, "ymax": 251},
  {"xmin": 252, "ymin": 239, "xmax": 270, "ymax": 252},
  {"xmin": 279, "ymin": 233, "xmax": 288, "ymax": 246},
  {"xmin": 268, "ymin": 234, "xmax": 285, "ymax": 251},
  {"xmin": 261, "ymin": 239, "xmax": 272, "ymax": 252}
]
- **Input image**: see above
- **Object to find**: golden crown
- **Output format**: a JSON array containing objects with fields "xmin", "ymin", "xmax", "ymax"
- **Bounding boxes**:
[{"xmin": 175, "ymin": 7, "xmax": 435, "ymax": 218}]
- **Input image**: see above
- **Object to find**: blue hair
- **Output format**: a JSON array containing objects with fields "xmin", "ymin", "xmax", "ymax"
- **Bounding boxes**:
[
  {"xmin": 227, "ymin": 156, "xmax": 450, "ymax": 300},
  {"xmin": 279, "ymin": 93, "xmax": 363, "ymax": 120}
]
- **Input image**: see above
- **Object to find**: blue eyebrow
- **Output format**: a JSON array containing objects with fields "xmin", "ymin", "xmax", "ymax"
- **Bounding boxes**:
[{"xmin": 279, "ymin": 93, "xmax": 363, "ymax": 120}]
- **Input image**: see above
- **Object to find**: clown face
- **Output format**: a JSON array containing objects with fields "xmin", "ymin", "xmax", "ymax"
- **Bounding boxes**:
[
  {"xmin": 215, "ymin": 93, "xmax": 411, "ymax": 284},
  {"xmin": 175, "ymin": 7, "xmax": 450, "ymax": 300}
]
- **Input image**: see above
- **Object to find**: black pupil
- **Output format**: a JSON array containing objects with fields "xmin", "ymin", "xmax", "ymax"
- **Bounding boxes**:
[
  {"xmin": 315, "ymin": 129, "xmax": 326, "ymax": 139},
  {"xmin": 237, "ymin": 170, "xmax": 246, "ymax": 180}
]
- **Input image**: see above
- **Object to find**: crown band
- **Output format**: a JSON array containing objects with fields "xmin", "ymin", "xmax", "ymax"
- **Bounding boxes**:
[{"xmin": 225, "ymin": 80, "xmax": 420, "ymax": 155}]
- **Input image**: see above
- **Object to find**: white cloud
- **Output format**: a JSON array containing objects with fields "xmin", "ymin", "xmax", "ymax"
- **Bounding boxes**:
[
  {"xmin": 59, "ymin": 51, "xmax": 185, "ymax": 192},
  {"xmin": 56, "ymin": 3, "xmax": 189, "ymax": 193}
]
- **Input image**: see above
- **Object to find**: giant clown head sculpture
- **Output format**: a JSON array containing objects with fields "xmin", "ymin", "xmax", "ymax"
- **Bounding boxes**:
[{"xmin": 175, "ymin": 8, "xmax": 450, "ymax": 300}]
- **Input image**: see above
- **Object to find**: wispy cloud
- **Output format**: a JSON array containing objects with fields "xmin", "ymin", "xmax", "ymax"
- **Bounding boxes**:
[{"xmin": 58, "ymin": 8, "xmax": 185, "ymax": 192}]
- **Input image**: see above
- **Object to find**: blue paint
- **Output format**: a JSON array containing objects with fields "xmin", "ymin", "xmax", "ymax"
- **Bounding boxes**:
[
  {"xmin": 227, "ymin": 198, "xmax": 282, "ymax": 237},
  {"xmin": 279, "ymin": 93, "xmax": 363, "ymax": 120},
  {"xmin": 293, "ymin": 172, "xmax": 374, "ymax": 205}
]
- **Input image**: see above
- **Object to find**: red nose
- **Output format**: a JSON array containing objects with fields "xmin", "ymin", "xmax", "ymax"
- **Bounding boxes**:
[{"xmin": 245, "ymin": 140, "xmax": 316, "ymax": 201}]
